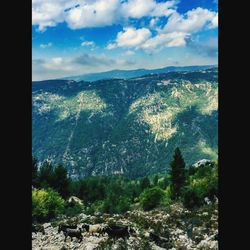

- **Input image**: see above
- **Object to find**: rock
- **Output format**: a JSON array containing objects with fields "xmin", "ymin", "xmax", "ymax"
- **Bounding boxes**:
[
  {"xmin": 83, "ymin": 243, "xmax": 100, "ymax": 250},
  {"xmin": 193, "ymin": 159, "xmax": 213, "ymax": 168},
  {"xmin": 68, "ymin": 196, "xmax": 84, "ymax": 206},
  {"xmin": 43, "ymin": 223, "xmax": 52, "ymax": 229}
]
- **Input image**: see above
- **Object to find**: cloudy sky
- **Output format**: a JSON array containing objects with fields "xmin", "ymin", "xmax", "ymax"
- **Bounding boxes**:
[{"xmin": 32, "ymin": 0, "xmax": 218, "ymax": 81}]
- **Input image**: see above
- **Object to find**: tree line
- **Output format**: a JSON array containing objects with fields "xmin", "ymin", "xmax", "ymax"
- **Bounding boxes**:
[{"xmin": 32, "ymin": 147, "xmax": 218, "ymax": 222}]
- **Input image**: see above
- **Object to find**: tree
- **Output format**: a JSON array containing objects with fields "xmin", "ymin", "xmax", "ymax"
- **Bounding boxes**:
[
  {"xmin": 139, "ymin": 187, "xmax": 165, "ymax": 211},
  {"xmin": 140, "ymin": 176, "xmax": 151, "ymax": 191},
  {"xmin": 38, "ymin": 160, "xmax": 55, "ymax": 188},
  {"xmin": 183, "ymin": 161, "xmax": 218, "ymax": 208},
  {"xmin": 32, "ymin": 188, "xmax": 65, "ymax": 222},
  {"xmin": 170, "ymin": 147, "xmax": 186, "ymax": 200},
  {"xmin": 53, "ymin": 164, "xmax": 70, "ymax": 198},
  {"xmin": 32, "ymin": 156, "xmax": 38, "ymax": 187}
]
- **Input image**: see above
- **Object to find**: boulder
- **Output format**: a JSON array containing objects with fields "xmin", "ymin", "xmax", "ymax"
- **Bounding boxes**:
[
  {"xmin": 68, "ymin": 196, "xmax": 84, "ymax": 206},
  {"xmin": 192, "ymin": 159, "xmax": 213, "ymax": 168}
]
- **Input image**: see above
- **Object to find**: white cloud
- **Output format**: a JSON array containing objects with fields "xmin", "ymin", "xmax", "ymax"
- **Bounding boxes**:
[
  {"xmin": 138, "ymin": 7, "xmax": 218, "ymax": 52},
  {"xmin": 162, "ymin": 7, "xmax": 218, "ymax": 34},
  {"xmin": 108, "ymin": 27, "xmax": 152, "ymax": 49},
  {"xmin": 65, "ymin": 0, "xmax": 121, "ymax": 29},
  {"xmin": 121, "ymin": 0, "xmax": 176, "ymax": 19},
  {"xmin": 104, "ymin": 6, "xmax": 217, "ymax": 53},
  {"xmin": 32, "ymin": 0, "xmax": 178, "ymax": 31},
  {"xmin": 32, "ymin": 1, "xmax": 217, "ymax": 34},
  {"xmin": 121, "ymin": 0, "xmax": 156, "ymax": 19},
  {"xmin": 32, "ymin": 0, "xmax": 78, "ymax": 31},
  {"xmin": 209, "ymin": 13, "xmax": 218, "ymax": 29},
  {"xmin": 40, "ymin": 42, "xmax": 52, "ymax": 48},
  {"xmin": 81, "ymin": 41, "xmax": 95, "ymax": 46},
  {"xmin": 141, "ymin": 32, "xmax": 188, "ymax": 50},
  {"xmin": 150, "ymin": 0, "xmax": 177, "ymax": 17}
]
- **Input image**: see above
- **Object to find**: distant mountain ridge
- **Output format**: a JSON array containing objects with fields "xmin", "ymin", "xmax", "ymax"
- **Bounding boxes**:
[{"xmin": 59, "ymin": 65, "xmax": 217, "ymax": 82}]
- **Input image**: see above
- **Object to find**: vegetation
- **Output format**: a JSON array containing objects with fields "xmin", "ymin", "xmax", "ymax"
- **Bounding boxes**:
[
  {"xmin": 32, "ymin": 147, "xmax": 218, "ymax": 222},
  {"xmin": 139, "ymin": 187, "xmax": 165, "ymax": 211},
  {"xmin": 183, "ymin": 161, "xmax": 218, "ymax": 208},
  {"xmin": 32, "ymin": 188, "xmax": 65, "ymax": 223},
  {"xmin": 170, "ymin": 147, "xmax": 186, "ymax": 200},
  {"xmin": 32, "ymin": 68, "xmax": 218, "ymax": 178}
]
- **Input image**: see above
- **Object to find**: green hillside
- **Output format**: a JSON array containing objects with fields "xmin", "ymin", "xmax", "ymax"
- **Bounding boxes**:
[{"xmin": 32, "ymin": 68, "xmax": 218, "ymax": 178}]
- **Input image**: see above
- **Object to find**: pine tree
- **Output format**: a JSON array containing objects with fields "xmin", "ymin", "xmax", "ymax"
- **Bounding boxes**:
[
  {"xmin": 170, "ymin": 147, "xmax": 186, "ymax": 200},
  {"xmin": 54, "ymin": 164, "xmax": 70, "ymax": 198},
  {"xmin": 38, "ymin": 160, "xmax": 55, "ymax": 188}
]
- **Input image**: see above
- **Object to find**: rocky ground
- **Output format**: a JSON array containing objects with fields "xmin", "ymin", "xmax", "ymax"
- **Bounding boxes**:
[{"xmin": 32, "ymin": 201, "xmax": 218, "ymax": 250}]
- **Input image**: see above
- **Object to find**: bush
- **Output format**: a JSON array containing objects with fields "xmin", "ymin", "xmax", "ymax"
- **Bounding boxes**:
[
  {"xmin": 139, "ymin": 187, "xmax": 165, "ymax": 211},
  {"xmin": 102, "ymin": 195, "xmax": 131, "ymax": 214},
  {"xmin": 64, "ymin": 201, "xmax": 84, "ymax": 217},
  {"xmin": 32, "ymin": 188, "xmax": 65, "ymax": 222},
  {"xmin": 162, "ymin": 186, "xmax": 172, "ymax": 207},
  {"xmin": 183, "ymin": 162, "xmax": 218, "ymax": 208},
  {"xmin": 183, "ymin": 187, "xmax": 202, "ymax": 208},
  {"xmin": 116, "ymin": 196, "xmax": 131, "ymax": 213},
  {"xmin": 87, "ymin": 200, "xmax": 105, "ymax": 214}
]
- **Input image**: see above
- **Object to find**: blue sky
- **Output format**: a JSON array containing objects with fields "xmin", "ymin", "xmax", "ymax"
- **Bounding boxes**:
[{"xmin": 32, "ymin": 0, "xmax": 218, "ymax": 80}]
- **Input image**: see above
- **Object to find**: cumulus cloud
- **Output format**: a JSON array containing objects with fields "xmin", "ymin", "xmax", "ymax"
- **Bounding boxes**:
[
  {"xmin": 107, "ymin": 7, "xmax": 218, "ymax": 52},
  {"xmin": 150, "ymin": 0, "xmax": 177, "ymax": 17},
  {"xmin": 121, "ymin": 0, "xmax": 156, "ymax": 19},
  {"xmin": 121, "ymin": 0, "xmax": 176, "ymax": 18},
  {"xmin": 107, "ymin": 27, "xmax": 152, "ymax": 49},
  {"xmin": 32, "ymin": 0, "xmax": 78, "ymax": 31},
  {"xmin": 162, "ymin": 7, "xmax": 218, "ymax": 33},
  {"xmin": 40, "ymin": 42, "xmax": 53, "ymax": 48},
  {"xmin": 65, "ymin": 0, "xmax": 121, "ymax": 29},
  {"xmin": 107, "ymin": 28, "xmax": 188, "ymax": 52},
  {"xmin": 141, "ymin": 32, "xmax": 188, "ymax": 50},
  {"xmin": 32, "ymin": 0, "xmax": 178, "ymax": 31}
]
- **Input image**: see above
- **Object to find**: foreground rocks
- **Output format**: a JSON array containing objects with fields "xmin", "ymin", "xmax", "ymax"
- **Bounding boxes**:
[{"xmin": 32, "ymin": 201, "xmax": 218, "ymax": 250}]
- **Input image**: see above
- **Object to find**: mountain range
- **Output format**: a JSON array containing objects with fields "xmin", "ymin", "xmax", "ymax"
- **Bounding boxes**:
[
  {"xmin": 32, "ymin": 67, "xmax": 218, "ymax": 178},
  {"xmin": 59, "ymin": 65, "xmax": 216, "ymax": 82}
]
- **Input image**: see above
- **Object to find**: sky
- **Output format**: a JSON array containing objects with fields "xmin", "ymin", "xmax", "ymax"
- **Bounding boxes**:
[{"xmin": 32, "ymin": 0, "xmax": 218, "ymax": 81}]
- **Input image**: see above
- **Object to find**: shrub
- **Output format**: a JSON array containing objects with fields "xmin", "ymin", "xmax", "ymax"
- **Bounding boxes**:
[
  {"xmin": 162, "ymin": 186, "xmax": 172, "ymax": 207},
  {"xmin": 183, "ymin": 162, "xmax": 218, "ymax": 208},
  {"xmin": 64, "ymin": 200, "xmax": 84, "ymax": 217},
  {"xmin": 183, "ymin": 187, "xmax": 202, "ymax": 208},
  {"xmin": 102, "ymin": 195, "xmax": 131, "ymax": 214},
  {"xmin": 139, "ymin": 187, "xmax": 165, "ymax": 211},
  {"xmin": 87, "ymin": 200, "xmax": 105, "ymax": 214},
  {"xmin": 140, "ymin": 176, "xmax": 151, "ymax": 191},
  {"xmin": 116, "ymin": 196, "xmax": 131, "ymax": 213},
  {"xmin": 32, "ymin": 188, "xmax": 65, "ymax": 222}
]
